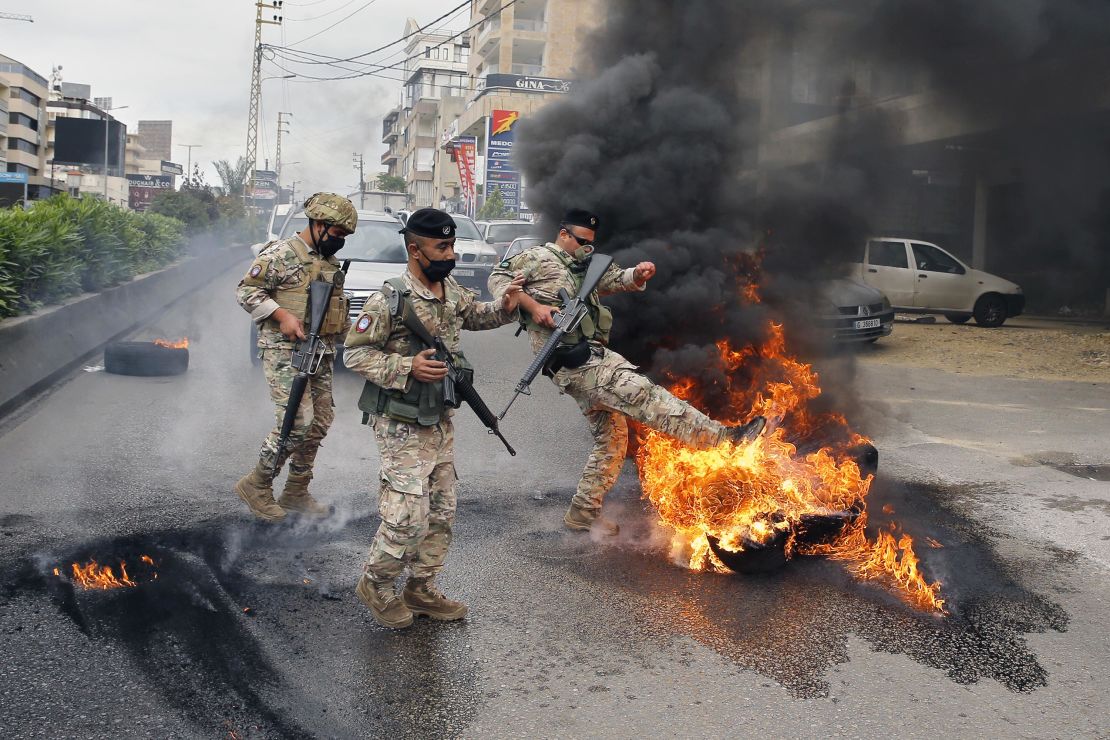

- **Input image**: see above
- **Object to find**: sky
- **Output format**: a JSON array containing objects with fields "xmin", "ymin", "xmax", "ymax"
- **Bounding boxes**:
[{"xmin": 1, "ymin": 0, "xmax": 469, "ymax": 197}]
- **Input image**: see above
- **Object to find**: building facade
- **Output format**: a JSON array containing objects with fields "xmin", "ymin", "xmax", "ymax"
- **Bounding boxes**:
[
  {"xmin": 0, "ymin": 54, "xmax": 60, "ymax": 199},
  {"xmin": 137, "ymin": 120, "xmax": 172, "ymax": 161}
]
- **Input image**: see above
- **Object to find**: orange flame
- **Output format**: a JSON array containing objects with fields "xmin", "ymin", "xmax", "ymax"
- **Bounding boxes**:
[
  {"xmin": 637, "ymin": 322, "xmax": 945, "ymax": 612},
  {"xmin": 69, "ymin": 560, "xmax": 137, "ymax": 590},
  {"xmin": 154, "ymin": 337, "xmax": 189, "ymax": 349}
]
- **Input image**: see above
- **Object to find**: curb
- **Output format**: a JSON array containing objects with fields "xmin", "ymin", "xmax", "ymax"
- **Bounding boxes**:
[{"xmin": 0, "ymin": 243, "xmax": 247, "ymax": 415}]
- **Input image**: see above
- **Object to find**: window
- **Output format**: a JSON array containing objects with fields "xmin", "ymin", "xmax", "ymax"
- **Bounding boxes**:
[
  {"xmin": 425, "ymin": 45, "xmax": 432, "ymax": 58},
  {"xmin": 7, "ymin": 162, "xmax": 36, "ymax": 175},
  {"xmin": 868, "ymin": 240, "xmax": 908, "ymax": 268},
  {"xmin": 8, "ymin": 137, "xmax": 38, "ymax": 155},
  {"xmin": 911, "ymin": 243, "xmax": 965, "ymax": 274},
  {"xmin": 9, "ymin": 112, "xmax": 37, "ymax": 131},
  {"xmin": 9, "ymin": 87, "xmax": 41, "ymax": 106}
]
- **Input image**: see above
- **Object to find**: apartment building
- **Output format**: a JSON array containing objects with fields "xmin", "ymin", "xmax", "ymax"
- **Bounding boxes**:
[
  {"xmin": 44, "ymin": 85, "xmax": 131, "ymax": 207},
  {"xmin": 0, "ymin": 54, "xmax": 60, "ymax": 199}
]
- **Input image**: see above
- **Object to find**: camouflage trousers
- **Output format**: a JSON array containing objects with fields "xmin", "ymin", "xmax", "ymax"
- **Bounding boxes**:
[
  {"xmin": 364, "ymin": 416, "xmax": 457, "ymax": 582},
  {"xmin": 257, "ymin": 348, "xmax": 335, "ymax": 481},
  {"xmin": 554, "ymin": 345, "xmax": 726, "ymax": 512}
]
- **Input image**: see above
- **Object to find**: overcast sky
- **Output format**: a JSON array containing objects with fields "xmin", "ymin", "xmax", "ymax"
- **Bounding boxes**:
[{"xmin": 3, "ymin": 0, "xmax": 468, "ymax": 197}]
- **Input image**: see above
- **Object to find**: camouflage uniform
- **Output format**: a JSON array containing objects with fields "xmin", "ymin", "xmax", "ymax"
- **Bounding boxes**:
[
  {"xmin": 238, "ymin": 234, "xmax": 351, "ymax": 479},
  {"xmin": 344, "ymin": 269, "xmax": 512, "ymax": 582},
  {"xmin": 488, "ymin": 243, "xmax": 728, "ymax": 513}
]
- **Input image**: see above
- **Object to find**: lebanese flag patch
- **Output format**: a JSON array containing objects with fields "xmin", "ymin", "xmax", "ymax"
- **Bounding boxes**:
[{"xmin": 355, "ymin": 315, "xmax": 371, "ymax": 333}]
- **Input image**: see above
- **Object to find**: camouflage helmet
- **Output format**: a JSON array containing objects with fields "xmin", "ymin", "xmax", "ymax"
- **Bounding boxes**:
[{"xmin": 303, "ymin": 192, "xmax": 358, "ymax": 232}]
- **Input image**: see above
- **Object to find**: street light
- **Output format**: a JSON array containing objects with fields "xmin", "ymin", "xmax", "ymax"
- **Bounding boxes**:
[
  {"xmin": 261, "ymin": 73, "xmax": 296, "ymax": 83},
  {"xmin": 103, "ymin": 104, "xmax": 128, "ymax": 202},
  {"xmin": 176, "ymin": 143, "xmax": 202, "ymax": 186}
]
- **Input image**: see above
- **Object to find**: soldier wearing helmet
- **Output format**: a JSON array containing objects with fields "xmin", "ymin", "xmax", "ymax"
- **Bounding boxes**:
[{"xmin": 234, "ymin": 192, "xmax": 358, "ymax": 521}]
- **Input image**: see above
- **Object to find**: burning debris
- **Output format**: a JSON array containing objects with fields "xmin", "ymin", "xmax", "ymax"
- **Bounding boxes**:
[
  {"xmin": 153, "ymin": 337, "xmax": 190, "ymax": 349},
  {"xmin": 54, "ymin": 555, "xmax": 158, "ymax": 590}
]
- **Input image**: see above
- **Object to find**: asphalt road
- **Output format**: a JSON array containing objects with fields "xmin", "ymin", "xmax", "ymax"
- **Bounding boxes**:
[{"xmin": 1, "ymin": 264, "xmax": 1107, "ymax": 738}]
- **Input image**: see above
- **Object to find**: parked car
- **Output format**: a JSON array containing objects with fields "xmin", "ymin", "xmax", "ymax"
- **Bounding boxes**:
[
  {"xmin": 449, "ymin": 214, "xmax": 499, "ymax": 297},
  {"xmin": 502, "ymin": 236, "xmax": 544, "ymax": 262},
  {"xmin": 266, "ymin": 203, "xmax": 292, "ymax": 241},
  {"xmin": 848, "ymin": 238, "xmax": 1024, "ymax": 327},
  {"xmin": 248, "ymin": 209, "xmax": 408, "ymax": 366},
  {"xmin": 816, "ymin": 279, "xmax": 895, "ymax": 343},
  {"xmin": 477, "ymin": 219, "xmax": 543, "ymax": 259}
]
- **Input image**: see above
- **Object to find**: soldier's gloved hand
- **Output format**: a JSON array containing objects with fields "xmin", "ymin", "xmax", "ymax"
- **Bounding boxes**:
[
  {"xmin": 412, "ymin": 348, "xmax": 449, "ymax": 383},
  {"xmin": 274, "ymin": 308, "xmax": 307, "ymax": 341}
]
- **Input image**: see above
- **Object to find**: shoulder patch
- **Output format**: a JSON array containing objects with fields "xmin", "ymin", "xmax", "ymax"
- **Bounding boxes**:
[
  {"xmin": 249, "ymin": 264, "xmax": 262, "ymax": 277},
  {"xmin": 355, "ymin": 315, "xmax": 372, "ymax": 333},
  {"xmin": 499, "ymin": 260, "xmax": 511, "ymax": 269}
]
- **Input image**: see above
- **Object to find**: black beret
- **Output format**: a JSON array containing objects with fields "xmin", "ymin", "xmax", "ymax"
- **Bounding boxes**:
[
  {"xmin": 401, "ymin": 208, "xmax": 456, "ymax": 238},
  {"xmin": 563, "ymin": 208, "xmax": 599, "ymax": 231}
]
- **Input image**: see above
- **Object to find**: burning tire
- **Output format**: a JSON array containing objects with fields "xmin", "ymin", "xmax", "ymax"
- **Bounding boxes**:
[{"xmin": 104, "ymin": 341, "xmax": 189, "ymax": 377}]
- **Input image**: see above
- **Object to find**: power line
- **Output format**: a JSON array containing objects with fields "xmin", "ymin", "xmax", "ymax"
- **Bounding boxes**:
[
  {"xmin": 285, "ymin": 0, "xmax": 358, "ymax": 22},
  {"xmin": 272, "ymin": 0, "xmax": 470, "ymax": 65},
  {"xmin": 263, "ymin": 0, "xmax": 520, "ymax": 83},
  {"xmin": 286, "ymin": 0, "xmax": 382, "ymax": 47}
]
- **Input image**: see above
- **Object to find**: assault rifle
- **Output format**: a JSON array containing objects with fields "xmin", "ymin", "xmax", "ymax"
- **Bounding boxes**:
[
  {"xmin": 387, "ymin": 286, "xmax": 516, "ymax": 456},
  {"xmin": 499, "ymin": 253, "xmax": 613, "ymax": 420},
  {"xmin": 276, "ymin": 267, "xmax": 346, "ymax": 458}
]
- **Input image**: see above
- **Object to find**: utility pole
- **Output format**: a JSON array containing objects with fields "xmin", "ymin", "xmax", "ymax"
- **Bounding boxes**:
[
  {"xmin": 291, "ymin": 180, "xmax": 300, "ymax": 207},
  {"xmin": 245, "ymin": 0, "xmax": 283, "ymax": 208},
  {"xmin": 0, "ymin": 12, "xmax": 33, "ymax": 22},
  {"xmin": 276, "ymin": 111, "xmax": 291, "ymax": 189},
  {"xmin": 176, "ymin": 143, "xmax": 202, "ymax": 188},
  {"xmin": 352, "ymin": 152, "xmax": 365, "ymax": 209}
]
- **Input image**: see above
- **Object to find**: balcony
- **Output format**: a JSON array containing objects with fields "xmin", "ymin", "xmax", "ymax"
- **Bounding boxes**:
[
  {"xmin": 513, "ymin": 18, "xmax": 547, "ymax": 33},
  {"xmin": 381, "ymin": 150, "xmax": 399, "ymax": 165},
  {"xmin": 510, "ymin": 64, "xmax": 543, "ymax": 76},
  {"xmin": 476, "ymin": 0, "xmax": 501, "ymax": 16},
  {"xmin": 382, "ymin": 124, "xmax": 399, "ymax": 143},
  {"xmin": 475, "ymin": 17, "xmax": 501, "ymax": 55}
]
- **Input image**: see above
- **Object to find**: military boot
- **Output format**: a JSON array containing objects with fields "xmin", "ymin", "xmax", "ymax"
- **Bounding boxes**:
[
  {"xmin": 276, "ymin": 472, "xmax": 330, "ymax": 516},
  {"xmin": 402, "ymin": 578, "xmax": 469, "ymax": 621},
  {"xmin": 234, "ymin": 463, "xmax": 285, "ymax": 522},
  {"xmin": 564, "ymin": 504, "xmax": 619, "ymax": 536},
  {"xmin": 355, "ymin": 575, "xmax": 413, "ymax": 629},
  {"xmin": 726, "ymin": 415, "xmax": 767, "ymax": 444}
]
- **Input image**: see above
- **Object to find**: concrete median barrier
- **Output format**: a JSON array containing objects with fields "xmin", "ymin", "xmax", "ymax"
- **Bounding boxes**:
[{"xmin": 0, "ymin": 244, "xmax": 247, "ymax": 415}]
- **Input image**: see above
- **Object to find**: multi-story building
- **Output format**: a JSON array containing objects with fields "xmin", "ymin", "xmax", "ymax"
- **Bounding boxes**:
[
  {"xmin": 0, "ymin": 54, "xmax": 60, "ymax": 200},
  {"xmin": 447, "ymin": 0, "xmax": 602, "ymax": 217},
  {"xmin": 137, "ymin": 120, "xmax": 172, "ymax": 161},
  {"xmin": 382, "ymin": 17, "xmax": 471, "ymax": 208},
  {"xmin": 44, "ymin": 85, "xmax": 130, "ymax": 207}
]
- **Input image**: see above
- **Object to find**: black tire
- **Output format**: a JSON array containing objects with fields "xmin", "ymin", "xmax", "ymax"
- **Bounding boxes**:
[
  {"xmin": 249, "ymin": 323, "xmax": 261, "ymax": 366},
  {"xmin": 945, "ymin": 313, "xmax": 972, "ymax": 324},
  {"xmin": 104, "ymin": 342, "xmax": 189, "ymax": 377},
  {"xmin": 973, "ymin": 294, "xmax": 1007, "ymax": 328}
]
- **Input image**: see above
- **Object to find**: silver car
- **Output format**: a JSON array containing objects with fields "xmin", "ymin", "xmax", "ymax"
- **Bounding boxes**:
[{"xmin": 816, "ymin": 278, "xmax": 895, "ymax": 343}]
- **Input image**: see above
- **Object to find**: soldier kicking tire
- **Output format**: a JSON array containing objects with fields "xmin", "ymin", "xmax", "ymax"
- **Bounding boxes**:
[{"xmin": 104, "ymin": 341, "xmax": 189, "ymax": 377}]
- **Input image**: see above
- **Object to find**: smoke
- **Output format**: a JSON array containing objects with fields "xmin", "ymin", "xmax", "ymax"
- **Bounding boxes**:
[{"xmin": 516, "ymin": 0, "xmax": 1110, "ymax": 421}]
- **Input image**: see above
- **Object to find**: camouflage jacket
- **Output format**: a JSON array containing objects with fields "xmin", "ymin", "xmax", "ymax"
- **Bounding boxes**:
[
  {"xmin": 487, "ymin": 243, "xmax": 643, "ymax": 352},
  {"xmin": 237, "ymin": 235, "xmax": 351, "ymax": 352},
  {"xmin": 343, "ymin": 269, "xmax": 513, "ymax": 391}
]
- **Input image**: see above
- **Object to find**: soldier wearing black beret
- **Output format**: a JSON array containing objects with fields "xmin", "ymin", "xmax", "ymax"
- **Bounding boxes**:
[
  {"xmin": 488, "ymin": 208, "xmax": 766, "ymax": 536},
  {"xmin": 343, "ymin": 207, "xmax": 524, "ymax": 629}
]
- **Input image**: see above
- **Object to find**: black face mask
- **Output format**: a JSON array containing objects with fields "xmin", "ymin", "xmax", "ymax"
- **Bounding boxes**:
[
  {"xmin": 415, "ymin": 248, "xmax": 455, "ymax": 282},
  {"xmin": 316, "ymin": 231, "xmax": 346, "ymax": 258}
]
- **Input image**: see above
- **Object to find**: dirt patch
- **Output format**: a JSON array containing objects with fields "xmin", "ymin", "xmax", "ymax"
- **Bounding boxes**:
[{"xmin": 858, "ymin": 319, "xmax": 1110, "ymax": 382}]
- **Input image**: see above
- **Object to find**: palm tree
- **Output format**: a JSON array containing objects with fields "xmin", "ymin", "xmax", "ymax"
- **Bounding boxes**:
[{"xmin": 212, "ymin": 157, "xmax": 252, "ymax": 197}]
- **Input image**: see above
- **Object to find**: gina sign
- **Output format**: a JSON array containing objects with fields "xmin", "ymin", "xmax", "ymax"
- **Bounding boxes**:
[{"xmin": 484, "ymin": 73, "xmax": 573, "ymax": 94}]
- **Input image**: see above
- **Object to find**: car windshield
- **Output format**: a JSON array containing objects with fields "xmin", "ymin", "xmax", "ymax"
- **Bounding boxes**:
[
  {"xmin": 283, "ymin": 216, "xmax": 407, "ymax": 263},
  {"xmin": 488, "ymin": 223, "xmax": 539, "ymax": 242},
  {"xmin": 452, "ymin": 217, "xmax": 483, "ymax": 241}
]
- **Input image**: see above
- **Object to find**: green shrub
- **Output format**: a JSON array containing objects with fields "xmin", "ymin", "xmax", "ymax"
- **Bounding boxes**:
[{"xmin": 0, "ymin": 195, "xmax": 190, "ymax": 319}]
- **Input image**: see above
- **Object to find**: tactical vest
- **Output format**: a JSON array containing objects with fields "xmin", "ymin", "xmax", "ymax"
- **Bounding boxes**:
[
  {"xmin": 356, "ymin": 277, "xmax": 474, "ymax": 427},
  {"xmin": 265, "ymin": 238, "xmax": 348, "ymax": 336},
  {"xmin": 523, "ymin": 245, "xmax": 613, "ymax": 344}
]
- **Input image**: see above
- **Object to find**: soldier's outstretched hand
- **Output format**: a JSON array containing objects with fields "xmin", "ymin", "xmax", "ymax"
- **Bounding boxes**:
[
  {"xmin": 412, "ymin": 348, "xmax": 449, "ymax": 382},
  {"xmin": 633, "ymin": 261, "xmax": 656, "ymax": 287},
  {"xmin": 501, "ymin": 275, "xmax": 526, "ymax": 312}
]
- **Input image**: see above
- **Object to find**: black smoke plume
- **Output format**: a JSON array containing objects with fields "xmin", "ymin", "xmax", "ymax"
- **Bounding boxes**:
[{"xmin": 515, "ymin": 0, "xmax": 1110, "ymax": 420}]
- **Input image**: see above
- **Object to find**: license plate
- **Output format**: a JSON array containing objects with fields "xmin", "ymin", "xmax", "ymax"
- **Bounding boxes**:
[
  {"xmin": 454, "ymin": 269, "xmax": 475, "ymax": 277},
  {"xmin": 854, "ymin": 318, "xmax": 881, "ymax": 329}
]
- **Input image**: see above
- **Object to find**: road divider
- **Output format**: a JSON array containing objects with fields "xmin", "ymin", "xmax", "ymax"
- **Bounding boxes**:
[{"xmin": 0, "ymin": 243, "xmax": 246, "ymax": 415}]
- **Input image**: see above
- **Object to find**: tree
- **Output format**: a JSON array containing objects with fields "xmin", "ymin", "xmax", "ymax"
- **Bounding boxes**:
[
  {"xmin": 375, "ymin": 174, "xmax": 407, "ymax": 193},
  {"xmin": 477, "ymin": 189, "xmax": 512, "ymax": 220},
  {"xmin": 213, "ymin": 157, "xmax": 252, "ymax": 197}
]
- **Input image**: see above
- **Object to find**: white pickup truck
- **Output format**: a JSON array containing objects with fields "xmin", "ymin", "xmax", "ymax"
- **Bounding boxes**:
[{"xmin": 847, "ymin": 238, "xmax": 1025, "ymax": 327}]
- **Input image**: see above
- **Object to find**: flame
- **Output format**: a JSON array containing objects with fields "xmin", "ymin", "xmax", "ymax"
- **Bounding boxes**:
[
  {"xmin": 637, "ymin": 322, "xmax": 945, "ymax": 613},
  {"xmin": 153, "ymin": 337, "xmax": 189, "ymax": 349},
  {"xmin": 69, "ymin": 559, "xmax": 137, "ymax": 590}
]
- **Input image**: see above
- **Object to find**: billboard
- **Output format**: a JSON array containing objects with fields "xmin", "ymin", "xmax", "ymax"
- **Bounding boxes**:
[
  {"xmin": 453, "ymin": 135, "xmax": 477, "ymax": 212},
  {"xmin": 251, "ymin": 169, "xmax": 279, "ymax": 204},
  {"xmin": 53, "ymin": 117, "xmax": 126, "ymax": 172},
  {"xmin": 127, "ymin": 174, "xmax": 173, "ymax": 211},
  {"xmin": 485, "ymin": 110, "xmax": 520, "ymax": 216},
  {"xmin": 483, "ymin": 74, "xmax": 573, "ymax": 95}
]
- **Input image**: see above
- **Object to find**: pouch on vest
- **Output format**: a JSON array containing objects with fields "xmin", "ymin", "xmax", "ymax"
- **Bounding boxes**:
[{"xmin": 544, "ymin": 339, "xmax": 592, "ymax": 377}]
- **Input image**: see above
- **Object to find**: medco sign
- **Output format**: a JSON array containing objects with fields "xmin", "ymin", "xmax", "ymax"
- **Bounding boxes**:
[{"xmin": 484, "ymin": 73, "xmax": 573, "ymax": 94}]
